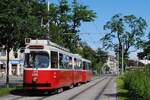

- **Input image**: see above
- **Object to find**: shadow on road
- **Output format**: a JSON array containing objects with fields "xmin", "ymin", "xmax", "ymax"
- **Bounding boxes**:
[
  {"xmin": 104, "ymin": 93, "xmax": 117, "ymax": 97},
  {"xmin": 10, "ymin": 89, "xmax": 56, "ymax": 97},
  {"xmin": 10, "ymin": 87, "xmax": 72, "ymax": 97},
  {"xmin": 116, "ymin": 92, "xmax": 129, "ymax": 99}
]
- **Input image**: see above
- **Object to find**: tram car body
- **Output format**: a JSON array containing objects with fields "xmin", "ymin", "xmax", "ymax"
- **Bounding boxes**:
[
  {"xmin": 23, "ymin": 39, "xmax": 92, "ymax": 90},
  {"xmin": 81, "ymin": 58, "xmax": 92, "ymax": 83}
]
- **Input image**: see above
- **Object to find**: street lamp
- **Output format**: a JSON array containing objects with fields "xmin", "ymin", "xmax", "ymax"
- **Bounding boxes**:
[
  {"xmin": 115, "ymin": 47, "xmax": 120, "ymax": 75},
  {"xmin": 121, "ymin": 41, "xmax": 124, "ymax": 74}
]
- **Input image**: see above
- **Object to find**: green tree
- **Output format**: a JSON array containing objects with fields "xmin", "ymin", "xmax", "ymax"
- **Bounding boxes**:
[
  {"xmin": 78, "ymin": 42, "xmax": 108, "ymax": 74},
  {"xmin": 0, "ymin": 0, "xmax": 97, "ymax": 86},
  {"xmin": 0, "ymin": 0, "xmax": 45, "ymax": 87},
  {"xmin": 137, "ymin": 33, "xmax": 150, "ymax": 60},
  {"xmin": 68, "ymin": 0, "xmax": 96, "ymax": 52},
  {"xmin": 40, "ymin": 0, "xmax": 96, "ymax": 53},
  {"xmin": 96, "ymin": 48, "xmax": 108, "ymax": 64},
  {"xmin": 101, "ymin": 14, "xmax": 147, "ymax": 69},
  {"xmin": 72, "ymin": 0, "xmax": 96, "ymax": 33}
]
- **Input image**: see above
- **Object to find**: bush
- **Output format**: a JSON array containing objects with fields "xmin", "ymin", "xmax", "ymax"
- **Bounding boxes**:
[
  {"xmin": 123, "ymin": 64, "xmax": 150, "ymax": 100},
  {"xmin": 117, "ymin": 77, "xmax": 128, "ymax": 100}
]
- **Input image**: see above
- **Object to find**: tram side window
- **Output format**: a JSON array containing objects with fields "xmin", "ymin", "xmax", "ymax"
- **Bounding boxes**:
[
  {"xmin": 74, "ymin": 58, "xmax": 77, "ymax": 69},
  {"xmin": 63, "ymin": 55, "xmax": 68, "ymax": 69},
  {"xmin": 82, "ymin": 61, "xmax": 90, "ymax": 70},
  {"xmin": 67, "ymin": 56, "xmax": 72, "ymax": 69},
  {"xmin": 83, "ymin": 61, "xmax": 86, "ymax": 70},
  {"xmin": 51, "ymin": 51, "xmax": 58, "ymax": 69},
  {"xmin": 86, "ymin": 63, "xmax": 90, "ymax": 70},
  {"xmin": 89, "ymin": 63, "xmax": 92, "ymax": 70},
  {"xmin": 78, "ymin": 60, "xmax": 82, "ymax": 69},
  {"xmin": 74, "ymin": 58, "xmax": 82, "ymax": 70},
  {"xmin": 59, "ymin": 53, "xmax": 64, "ymax": 69},
  {"xmin": 59, "ymin": 54, "xmax": 72, "ymax": 69},
  {"xmin": 64, "ymin": 55, "xmax": 72, "ymax": 69}
]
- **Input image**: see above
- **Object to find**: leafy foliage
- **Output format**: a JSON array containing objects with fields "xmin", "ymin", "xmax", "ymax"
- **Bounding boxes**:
[
  {"xmin": 0, "ymin": 0, "xmax": 45, "ymax": 49},
  {"xmin": 39, "ymin": 0, "xmax": 96, "ymax": 53},
  {"xmin": 77, "ymin": 42, "xmax": 108, "ymax": 74},
  {"xmin": 101, "ymin": 14, "xmax": 147, "ymax": 68},
  {"xmin": 0, "ymin": 0, "xmax": 47, "ymax": 86},
  {"xmin": 0, "ymin": 0, "xmax": 97, "ymax": 85},
  {"xmin": 137, "ymin": 39, "xmax": 150, "ymax": 59},
  {"xmin": 124, "ymin": 65, "xmax": 150, "ymax": 100}
]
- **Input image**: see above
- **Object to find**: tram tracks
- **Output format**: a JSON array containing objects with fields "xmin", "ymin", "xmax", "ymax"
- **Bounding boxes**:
[
  {"xmin": 38, "ymin": 76, "xmax": 110, "ymax": 100},
  {"xmin": 67, "ymin": 76, "xmax": 112, "ymax": 100},
  {"xmin": 94, "ymin": 77, "xmax": 113, "ymax": 100},
  {"xmin": 5, "ymin": 76, "xmax": 112, "ymax": 100},
  {"xmin": 29, "ymin": 76, "xmax": 107, "ymax": 100},
  {"xmin": 11, "ymin": 96, "xmax": 26, "ymax": 100},
  {"xmin": 67, "ymin": 76, "xmax": 108, "ymax": 100}
]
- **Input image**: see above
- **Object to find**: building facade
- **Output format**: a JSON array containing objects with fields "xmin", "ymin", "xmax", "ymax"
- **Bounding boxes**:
[
  {"xmin": 0, "ymin": 48, "xmax": 24, "ymax": 76},
  {"xmin": 102, "ymin": 55, "xmax": 118, "ymax": 74}
]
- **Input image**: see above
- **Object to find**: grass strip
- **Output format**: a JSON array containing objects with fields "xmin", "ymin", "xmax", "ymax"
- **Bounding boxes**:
[
  {"xmin": 0, "ymin": 87, "xmax": 14, "ymax": 96},
  {"xmin": 117, "ymin": 77, "xmax": 129, "ymax": 100}
]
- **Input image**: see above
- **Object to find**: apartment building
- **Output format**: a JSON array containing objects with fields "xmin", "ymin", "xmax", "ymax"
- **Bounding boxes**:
[
  {"xmin": 0, "ymin": 48, "xmax": 24, "ymax": 76},
  {"xmin": 102, "ymin": 55, "xmax": 118, "ymax": 74}
]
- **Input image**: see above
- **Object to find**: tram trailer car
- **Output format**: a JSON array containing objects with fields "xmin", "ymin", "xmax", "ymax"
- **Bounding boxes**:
[
  {"xmin": 81, "ymin": 59, "xmax": 92, "ymax": 83},
  {"xmin": 23, "ymin": 39, "xmax": 92, "ymax": 91}
]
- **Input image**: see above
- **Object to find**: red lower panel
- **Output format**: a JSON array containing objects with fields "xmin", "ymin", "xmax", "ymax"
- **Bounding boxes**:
[
  {"xmin": 23, "ymin": 69, "xmax": 74, "ymax": 90},
  {"xmin": 81, "ymin": 70, "xmax": 86, "ymax": 83},
  {"xmin": 23, "ymin": 69, "xmax": 92, "ymax": 90},
  {"xmin": 73, "ymin": 70, "xmax": 82, "ymax": 84},
  {"xmin": 81, "ymin": 70, "xmax": 92, "ymax": 83},
  {"xmin": 86, "ymin": 70, "xmax": 92, "ymax": 82}
]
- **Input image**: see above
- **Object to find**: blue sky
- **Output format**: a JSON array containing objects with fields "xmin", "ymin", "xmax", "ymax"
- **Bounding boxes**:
[{"xmin": 49, "ymin": 0, "xmax": 150, "ymax": 59}]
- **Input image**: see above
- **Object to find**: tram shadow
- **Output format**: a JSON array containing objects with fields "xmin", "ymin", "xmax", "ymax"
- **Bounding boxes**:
[
  {"xmin": 10, "ymin": 87, "xmax": 72, "ymax": 97},
  {"xmin": 10, "ymin": 89, "xmax": 58, "ymax": 97},
  {"xmin": 104, "ymin": 93, "xmax": 117, "ymax": 97}
]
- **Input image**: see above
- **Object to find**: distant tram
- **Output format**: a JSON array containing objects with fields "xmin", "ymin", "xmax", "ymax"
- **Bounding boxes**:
[{"xmin": 23, "ymin": 39, "xmax": 92, "ymax": 92}]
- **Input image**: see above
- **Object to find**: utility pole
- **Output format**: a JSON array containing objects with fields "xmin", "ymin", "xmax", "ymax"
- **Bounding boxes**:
[
  {"xmin": 41, "ymin": 0, "xmax": 50, "ymax": 39},
  {"xmin": 47, "ymin": 0, "xmax": 50, "ymax": 39},
  {"xmin": 137, "ymin": 58, "xmax": 139, "ymax": 67},
  {"xmin": 121, "ymin": 42, "xmax": 124, "ymax": 74},
  {"xmin": 47, "ymin": 0, "xmax": 50, "ymax": 34},
  {"xmin": 117, "ymin": 48, "xmax": 120, "ymax": 76}
]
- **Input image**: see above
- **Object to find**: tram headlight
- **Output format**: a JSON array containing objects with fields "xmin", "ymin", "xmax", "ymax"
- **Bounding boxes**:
[{"xmin": 33, "ymin": 77, "xmax": 38, "ymax": 82}]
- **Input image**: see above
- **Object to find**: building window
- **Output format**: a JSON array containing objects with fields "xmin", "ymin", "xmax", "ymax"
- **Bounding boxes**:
[
  {"xmin": 14, "ymin": 52, "xmax": 18, "ymax": 58},
  {"xmin": 0, "ymin": 49, "xmax": 6, "ymax": 56}
]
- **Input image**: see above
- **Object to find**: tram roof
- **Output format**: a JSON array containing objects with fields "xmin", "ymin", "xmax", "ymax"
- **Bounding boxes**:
[
  {"xmin": 25, "ymin": 39, "xmax": 90, "ymax": 61},
  {"xmin": 26, "ymin": 39, "xmax": 70, "ymax": 52},
  {"xmin": 82, "ymin": 58, "xmax": 91, "ymax": 63}
]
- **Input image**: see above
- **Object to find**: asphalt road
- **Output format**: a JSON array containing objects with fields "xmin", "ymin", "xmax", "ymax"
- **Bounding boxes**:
[{"xmin": 0, "ymin": 75, "xmax": 117, "ymax": 100}]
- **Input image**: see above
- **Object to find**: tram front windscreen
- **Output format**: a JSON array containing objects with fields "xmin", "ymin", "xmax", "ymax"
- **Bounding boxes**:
[{"xmin": 24, "ymin": 51, "xmax": 49, "ymax": 68}]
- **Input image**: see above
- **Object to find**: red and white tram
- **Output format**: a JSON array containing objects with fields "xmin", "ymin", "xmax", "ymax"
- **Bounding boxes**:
[{"xmin": 23, "ymin": 39, "xmax": 92, "ymax": 91}]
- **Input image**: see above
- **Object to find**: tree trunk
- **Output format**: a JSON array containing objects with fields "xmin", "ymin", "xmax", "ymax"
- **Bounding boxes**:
[{"xmin": 6, "ymin": 48, "xmax": 10, "ymax": 88}]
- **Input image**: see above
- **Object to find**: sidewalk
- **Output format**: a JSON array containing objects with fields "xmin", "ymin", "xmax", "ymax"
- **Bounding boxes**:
[
  {"xmin": 0, "ymin": 75, "xmax": 23, "ymax": 87},
  {"xmin": 100, "ymin": 76, "xmax": 117, "ymax": 100}
]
